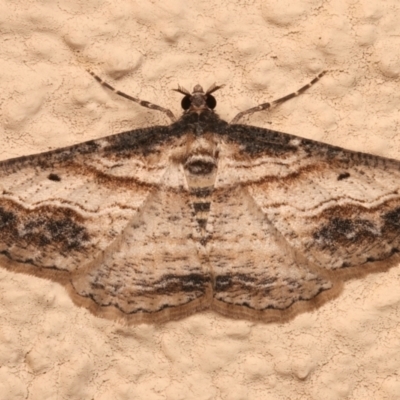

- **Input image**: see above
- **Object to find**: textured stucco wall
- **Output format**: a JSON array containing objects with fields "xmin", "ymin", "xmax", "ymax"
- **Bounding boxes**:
[{"xmin": 1, "ymin": 0, "xmax": 400, "ymax": 399}]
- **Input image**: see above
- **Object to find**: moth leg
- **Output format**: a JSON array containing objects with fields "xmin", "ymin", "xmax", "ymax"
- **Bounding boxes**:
[
  {"xmin": 87, "ymin": 70, "xmax": 176, "ymax": 122},
  {"xmin": 230, "ymin": 70, "xmax": 326, "ymax": 124}
]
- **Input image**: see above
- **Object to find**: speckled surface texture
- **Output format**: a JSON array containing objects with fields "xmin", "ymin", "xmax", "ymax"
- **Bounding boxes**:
[{"xmin": 1, "ymin": 0, "xmax": 400, "ymax": 399}]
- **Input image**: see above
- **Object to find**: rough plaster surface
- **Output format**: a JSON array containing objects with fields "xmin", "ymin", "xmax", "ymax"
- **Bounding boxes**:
[{"xmin": 1, "ymin": 0, "xmax": 400, "ymax": 399}]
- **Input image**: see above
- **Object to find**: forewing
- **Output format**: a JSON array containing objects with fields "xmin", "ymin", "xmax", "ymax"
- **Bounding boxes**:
[
  {"xmin": 0, "ymin": 126, "xmax": 211, "ymax": 322},
  {"xmin": 221, "ymin": 124, "xmax": 400, "ymax": 271}
]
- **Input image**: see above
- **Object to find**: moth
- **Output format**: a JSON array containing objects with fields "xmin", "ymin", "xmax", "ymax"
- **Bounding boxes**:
[{"xmin": 1, "ymin": 70, "xmax": 400, "ymax": 324}]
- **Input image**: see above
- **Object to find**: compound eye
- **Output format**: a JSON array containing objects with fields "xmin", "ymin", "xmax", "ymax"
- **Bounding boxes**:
[
  {"xmin": 206, "ymin": 94, "xmax": 217, "ymax": 109},
  {"xmin": 181, "ymin": 95, "xmax": 191, "ymax": 110}
]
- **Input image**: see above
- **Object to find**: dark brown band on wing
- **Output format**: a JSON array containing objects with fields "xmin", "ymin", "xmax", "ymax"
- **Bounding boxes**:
[
  {"xmin": 0, "ymin": 199, "xmax": 90, "ymax": 254},
  {"xmin": 312, "ymin": 201, "xmax": 400, "ymax": 254}
]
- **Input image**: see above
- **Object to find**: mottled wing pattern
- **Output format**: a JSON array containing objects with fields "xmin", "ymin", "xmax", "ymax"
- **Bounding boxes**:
[
  {"xmin": 207, "ymin": 124, "xmax": 400, "ymax": 320},
  {"xmin": 2, "ymin": 73, "xmax": 400, "ymax": 323},
  {"xmin": 0, "ymin": 126, "xmax": 211, "ymax": 323}
]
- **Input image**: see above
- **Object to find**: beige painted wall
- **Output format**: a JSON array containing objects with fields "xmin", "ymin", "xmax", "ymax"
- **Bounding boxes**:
[{"xmin": 1, "ymin": 0, "xmax": 400, "ymax": 399}]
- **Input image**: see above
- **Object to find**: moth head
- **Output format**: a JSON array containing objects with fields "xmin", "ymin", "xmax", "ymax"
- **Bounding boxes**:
[{"xmin": 173, "ymin": 83, "xmax": 225, "ymax": 114}]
